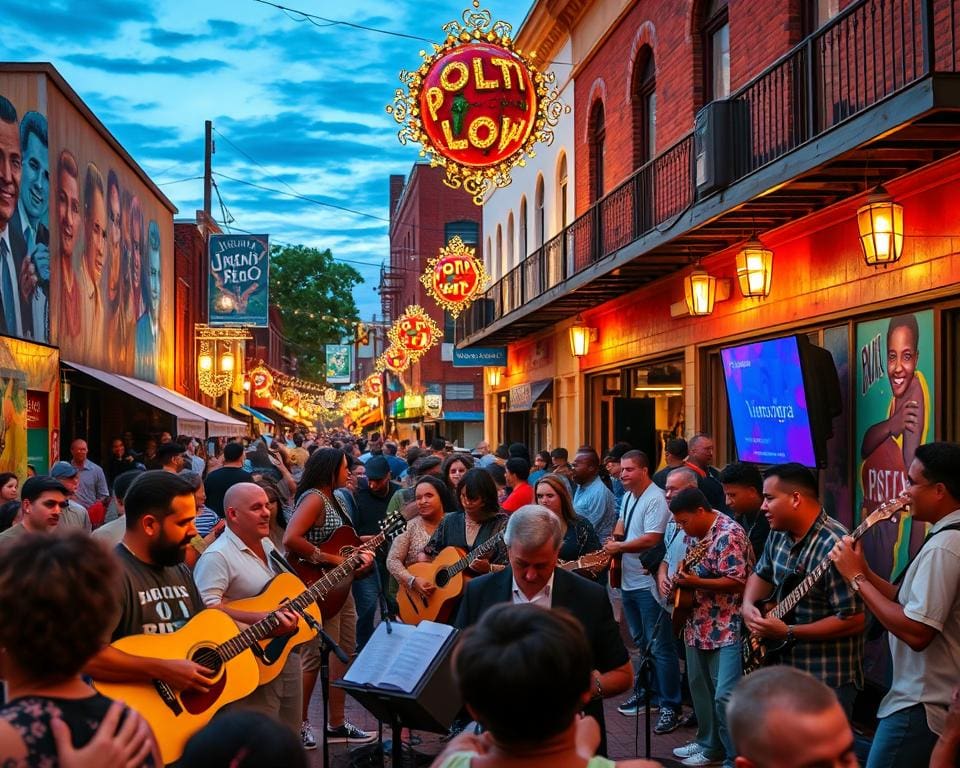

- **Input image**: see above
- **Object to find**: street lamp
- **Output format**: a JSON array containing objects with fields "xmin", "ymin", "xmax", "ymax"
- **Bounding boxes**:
[
  {"xmin": 486, "ymin": 367, "xmax": 502, "ymax": 388},
  {"xmin": 735, "ymin": 238, "xmax": 774, "ymax": 298},
  {"xmin": 568, "ymin": 315, "xmax": 597, "ymax": 358},
  {"xmin": 857, "ymin": 185, "xmax": 904, "ymax": 267},
  {"xmin": 684, "ymin": 265, "xmax": 718, "ymax": 316}
]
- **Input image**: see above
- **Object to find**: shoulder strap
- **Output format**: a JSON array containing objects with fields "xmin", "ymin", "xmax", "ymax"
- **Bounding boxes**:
[
  {"xmin": 894, "ymin": 522, "xmax": 960, "ymax": 586},
  {"xmin": 622, "ymin": 493, "xmax": 643, "ymax": 537}
]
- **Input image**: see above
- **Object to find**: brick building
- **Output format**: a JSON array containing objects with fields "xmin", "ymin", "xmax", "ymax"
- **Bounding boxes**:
[
  {"xmin": 464, "ymin": 0, "xmax": 960, "ymax": 608},
  {"xmin": 382, "ymin": 164, "xmax": 484, "ymax": 448}
]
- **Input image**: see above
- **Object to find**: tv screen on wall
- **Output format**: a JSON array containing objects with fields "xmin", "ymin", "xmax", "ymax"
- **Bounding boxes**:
[{"xmin": 720, "ymin": 336, "xmax": 818, "ymax": 467}]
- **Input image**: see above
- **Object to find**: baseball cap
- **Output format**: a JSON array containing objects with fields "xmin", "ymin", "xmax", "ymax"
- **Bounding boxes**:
[
  {"xmin": 50, "ymin": 461, "xmax": 78, "ymax": 479},
  {"xmin": 365, "ymin": 455, "xmax": 390, "ymax": 480}
]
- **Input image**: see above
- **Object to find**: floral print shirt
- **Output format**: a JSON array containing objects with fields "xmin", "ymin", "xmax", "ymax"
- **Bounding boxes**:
[{"xmin": 683, "ymin": 513, "xmax": 753, "ymax": 649}]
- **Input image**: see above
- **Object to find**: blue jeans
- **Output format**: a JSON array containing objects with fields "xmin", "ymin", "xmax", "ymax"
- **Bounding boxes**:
[
  {"xmin": 351, "ymin": 573, "xmax": 380, "ymax": 652},
  {"xmin": 685, "ymin": 643, "xmax": 741, "ymax": 761},
  {"xmin": 620, "ymin": 587, "xmax": 682, "ymax": 710},
  {"xmin": 866, "ymin": 704, "xmax": 939, "ymax": 768}
]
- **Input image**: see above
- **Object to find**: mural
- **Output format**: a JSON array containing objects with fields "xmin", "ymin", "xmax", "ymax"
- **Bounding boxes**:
[
  {"xmin": 856, "ymin": 310, "xmax": 934, "ymax": 580},
  {"xmin": 0, "ymin": 335, "xmax": 58, "ymax": 476},
  {"xmin": 0, "ymin": 94, "xmax": 49, "ymax": 344},
  {"xmin": 1, "ymin": 75, "xmax": 170, "ymax": 384}
]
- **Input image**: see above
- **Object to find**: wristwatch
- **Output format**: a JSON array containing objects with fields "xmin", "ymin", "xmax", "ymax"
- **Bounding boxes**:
[
  {"xmin": 785, "ymin": 625, "xmax": 796, "ymax": 644},
  {"xmin": 849, "ymin": 573, "xmax": 866, "ymax": 592}
]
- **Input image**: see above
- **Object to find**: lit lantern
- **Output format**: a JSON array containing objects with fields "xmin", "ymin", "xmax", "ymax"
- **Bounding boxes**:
[
  {"xmin": 568, "ymin": 316, "xmax": 595, "ymax": 358},
  {"xmin": 388, "ymin": 306, "xmax": 441, "ymax": 360},
  {"xmin": 735, "ymin": 238, "xmax": 774, "ymax": 298},
  {"xmin": 198, "ymin": 352, "xmax": 214, "ymax": 372},
  {"xmin": 857, "ymin": 185, "xmax": 904, "ymax": 267},
  {"xmin": 387, "ymin": 1, "xmax": 568, "ymax": 204},
  {"xmin": 684, "ymin": 266, "xmax": 717, "ymax": 316},
  {"xmin": 420, "ymin": 236, "xmax": 490, "ymax": 318},
  {"xmin": 485, "ymin": 367, "xmax": 502, "ymax": 388},
  {"xmin": 219, "ymin": 350, "xmax": 235, "ymax": 372}
]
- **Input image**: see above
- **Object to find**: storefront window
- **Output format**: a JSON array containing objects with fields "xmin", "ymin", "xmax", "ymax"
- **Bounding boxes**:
[{"xmin": 588, "ymin": 359, "xmax": 684, "ymax": 469}]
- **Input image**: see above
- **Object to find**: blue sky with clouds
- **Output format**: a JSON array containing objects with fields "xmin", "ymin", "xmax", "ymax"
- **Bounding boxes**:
[{"xmin": 1, "ymin": 0, "xmax": 526, "ymax": 320}]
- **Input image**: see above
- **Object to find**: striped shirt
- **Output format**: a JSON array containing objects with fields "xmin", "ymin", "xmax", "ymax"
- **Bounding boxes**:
[{"xmin": 754, "ymin": 510, "xmax": 864, "ymax": 688}]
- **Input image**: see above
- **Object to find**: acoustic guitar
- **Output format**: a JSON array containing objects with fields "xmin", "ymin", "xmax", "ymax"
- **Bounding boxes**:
[
  {"xmin": 741, "ymin": 493, "xmax": 910, "ymax": 674},
  {"xmin": 559, "ymin": 549, "xmax": 611, "ymax": 577},
  {"xmin": 290, "ymin": 511, "xmax": 406, "ymax": 618},
  {"xmin": 398, "ymin": 532, "xmax": 504, "ymax": 625},
  {"xmin": 663, "ymin": 538, "xmax": 711, "ymax": 636}
]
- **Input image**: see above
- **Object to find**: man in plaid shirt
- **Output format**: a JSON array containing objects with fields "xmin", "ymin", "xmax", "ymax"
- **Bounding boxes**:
[{"xmin": 743, "ymin": 463, "xmax": 864, "ymax": 718}]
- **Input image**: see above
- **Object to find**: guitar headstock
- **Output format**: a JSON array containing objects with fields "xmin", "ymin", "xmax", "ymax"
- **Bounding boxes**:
[
  {"xmin": 862, "ymin": 492, "xmax": 911, "ymax": 530},
  {"xmin": 380, "ymin": 510, "xmax": 407, "ymax": 540}
]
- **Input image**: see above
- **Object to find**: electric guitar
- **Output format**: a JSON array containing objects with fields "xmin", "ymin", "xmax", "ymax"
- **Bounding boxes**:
[
  {"xmin": 559, "ymin": 549, "xmax": 611, "ymax": 577},
  {"xmin": 398, "ymin": 532, "xmax": 505, "ymax": 625},
  {"xmin": 290, "ymin": 511, "xmax": 406, "ymax": 618},
  {"xmin": 741, "ymin": 493, "xmax": 910, "ymax": 674},
  {"xmin": 665, "ymin": 538, "xmax": 711, "ymax": 636}
]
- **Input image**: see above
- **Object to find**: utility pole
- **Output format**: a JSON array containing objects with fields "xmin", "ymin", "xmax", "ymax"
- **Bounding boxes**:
[{"xmin": 203, "ymin": 120, "xmax": 213, "ymax": 219}]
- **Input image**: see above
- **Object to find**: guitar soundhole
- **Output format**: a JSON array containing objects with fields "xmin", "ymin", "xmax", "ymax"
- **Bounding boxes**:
[
  {"xmin": 435, "ymin": 569, "xmax": 450, "ymax": 588},
  {"xmin": 191, "ymin": 647, "xmax": 223, "ymax": 676},
  {"xmin": 180, "ymin": 647, "xmax": 227, "ymax": 716}
]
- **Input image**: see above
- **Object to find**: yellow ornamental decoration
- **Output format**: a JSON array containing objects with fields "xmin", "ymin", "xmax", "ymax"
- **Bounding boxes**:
[{"xmin": 419, "ymin": 236, "xmax": 490, "ymax": 318}]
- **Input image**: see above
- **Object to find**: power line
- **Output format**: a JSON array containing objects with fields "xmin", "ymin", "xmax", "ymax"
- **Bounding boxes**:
[
  {"xmin": 157, "ymin": 175, "xmax": 203, "ymax": 186},
  {"xmin": 251, "ymin": 0, "xmax": 434, "ymax": 42}
]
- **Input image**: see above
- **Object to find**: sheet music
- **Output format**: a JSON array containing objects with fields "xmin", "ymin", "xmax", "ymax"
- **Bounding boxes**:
[{"xmin": 344, "ymin": 620, "xmax": 455, "ymax": 693}]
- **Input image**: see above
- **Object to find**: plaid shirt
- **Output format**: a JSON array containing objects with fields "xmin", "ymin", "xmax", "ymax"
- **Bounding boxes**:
[{"xmin": 755, "ymin": 511, "xmax": 864, "ymax": 688}]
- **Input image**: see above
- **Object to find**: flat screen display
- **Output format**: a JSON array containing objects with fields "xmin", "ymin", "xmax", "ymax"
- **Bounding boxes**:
[{"xmin": 721, "ymin": 336, "xmax": 817, "ymax": 466}]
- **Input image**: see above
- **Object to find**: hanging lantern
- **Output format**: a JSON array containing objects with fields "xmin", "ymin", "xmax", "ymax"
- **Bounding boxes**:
[
  {"xmin": 388, "ymin": 305, "xmax": 441, "ymax": 360},
  {"xmin": 568, "ymin": 315, "xmax": 595, "ymax": 358},
  {"xmin": 857, "ymin": 185, "xmax": 904, "ymax": 267},
  {"xmin": 684, "ymin": 266, "xmax": 717, "ymax": 316},
  {"xmin": 386, "ymin": 0, "xmax": 568, "ymax": 204},
  {"xmin": 420, "ymin": 236, "xmax": 490, "ymax": 318},
  {"xmin": 735, "ymin": 238, "xmax": 774, "ymax": 298},
  {"xmin": 485, "ymin": 367, "xmax": 503, "ymax": 388}
]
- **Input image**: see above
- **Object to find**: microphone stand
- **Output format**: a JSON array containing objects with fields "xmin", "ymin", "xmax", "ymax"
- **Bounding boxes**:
[{"xmin": 635, "ymin": 603, "xmax": 666, "ymax": 761}]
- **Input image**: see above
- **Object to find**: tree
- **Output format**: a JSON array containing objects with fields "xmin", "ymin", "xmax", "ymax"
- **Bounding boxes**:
[{"xmin": 269, "ymin": 244, "xmax": 363, "ymax": 381}]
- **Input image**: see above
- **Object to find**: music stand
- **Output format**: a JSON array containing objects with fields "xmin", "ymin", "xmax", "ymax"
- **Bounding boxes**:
[{"xmin": 336, "ymin": 624, "xmax": 461, "ymax": 767}]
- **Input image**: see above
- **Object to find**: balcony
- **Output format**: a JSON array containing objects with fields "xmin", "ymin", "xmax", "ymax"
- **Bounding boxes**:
[{"xmin": 458, "ymin": 0, "xmax": 960, "ymax": 346}]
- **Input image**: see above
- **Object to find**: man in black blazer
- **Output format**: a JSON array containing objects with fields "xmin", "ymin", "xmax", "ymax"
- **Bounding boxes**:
[{"xmin": 455, "ymin": 504, "xmax": 632, "ymax": 756}]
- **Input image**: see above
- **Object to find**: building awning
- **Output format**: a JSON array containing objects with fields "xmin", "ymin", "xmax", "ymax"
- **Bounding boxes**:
[
  {"xmin": 65, "ymin": 361, "xmax": 247, "ymax": 438},
  {"xmin": 234, "ymin": 403, "xmax": 275, "ymax": 425},
  {"xmin": 439, "ymin": 411, "xmax": 484, "ymax": 422},
  {"xmin": 508, "ymin": 379, "xmax": 553, "ymax": 412}
]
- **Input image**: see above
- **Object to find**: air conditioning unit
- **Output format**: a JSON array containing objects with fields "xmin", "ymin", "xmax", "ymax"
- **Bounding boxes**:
[{"xmin": 694, "ymin": 99, "xmax": 748, "ymax": 200}]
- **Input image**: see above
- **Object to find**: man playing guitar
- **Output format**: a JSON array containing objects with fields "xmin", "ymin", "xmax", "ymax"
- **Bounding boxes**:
[{"xmin": 742, "ymin": 463, "xmax": 864, "ymax": 719}]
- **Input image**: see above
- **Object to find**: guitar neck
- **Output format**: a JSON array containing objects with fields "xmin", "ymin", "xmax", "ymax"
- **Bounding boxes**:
[
  {"xmin": 449, "ymin": 532, "xmax": 504, "ymax": 578},
  {"xmin": 770, "ymin": 512, "xmax": 882, "ymax": 620},
  {"xmin": 219, "ymin": 531, "xmax": 390, "ymax": 660}
]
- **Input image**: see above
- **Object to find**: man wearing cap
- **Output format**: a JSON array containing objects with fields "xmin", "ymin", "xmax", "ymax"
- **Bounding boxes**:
[
  {"xmin": 0, "ymin": 476, "xmax": 70, "ymax": 543},
  {"xmin": 158, "ymin": 441, "xmax": 186, "ymax": 473},
  {"xmin": 69, "ymin": 438, "xmax": 109, "ymax": 511},
  {"xmin": 352, "ymin": 454, "xmax": 401, "ymax": 649},
  {"xmin": 50, "ymin": 460, "xmax": 93, "ymax": 531}
]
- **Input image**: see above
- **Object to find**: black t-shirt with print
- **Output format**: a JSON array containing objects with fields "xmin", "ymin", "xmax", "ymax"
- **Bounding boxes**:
[{"xmin": 112, "ymin": 543, "xmax": 204, "ymax": 640}]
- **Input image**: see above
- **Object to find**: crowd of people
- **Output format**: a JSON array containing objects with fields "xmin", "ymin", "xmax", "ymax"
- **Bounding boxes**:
[{"xmin": 0, "ymin": 428, "xmax": 958, "ymax": 768}]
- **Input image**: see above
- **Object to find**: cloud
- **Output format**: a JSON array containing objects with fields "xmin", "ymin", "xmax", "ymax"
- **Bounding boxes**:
[
  {"xmin": 64, "ymin": 54, "xmax": 230, "ymax": 75},
  {"xmin": 0, "ymin": 0, "xmax": 153, "ymax": 41},
  {"xmin": 144, "ymin": 28, "xmax": 207, "ymax": 47}
]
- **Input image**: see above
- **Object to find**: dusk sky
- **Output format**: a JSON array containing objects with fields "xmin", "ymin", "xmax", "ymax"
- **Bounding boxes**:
[{"xmin": 0, "ymin": 0, "xmax": 526, "ymax": 320}]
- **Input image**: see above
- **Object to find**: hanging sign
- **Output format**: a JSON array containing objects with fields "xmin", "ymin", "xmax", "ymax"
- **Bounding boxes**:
[
  {"xmin": 380, "ymin": 345, "xmax": 411, "ymax": 374},
  {"xmin": 363, "ymin": 374, "xmax": 383, "ymax": 397},
  {"xmin": 420, "ymin": 236, "xmax": 489, "ymax": 318},
  {"xmin": 249, "ymin": 366, "xmax": 274, "ymax": 399},
  {"xmin": 388, "ymin": 305, "xmax": 441, "ymax": 360},
  {"xmin": 325, "ymin": 344, "xmax": 352, "ymax": 385},
  {"xmin": 208, "ymin": 234, "xmax": 270, "ymax": 326},
  {"xmin": 387, "ymin": 0, "xmax": 567, "ymax": 204}
]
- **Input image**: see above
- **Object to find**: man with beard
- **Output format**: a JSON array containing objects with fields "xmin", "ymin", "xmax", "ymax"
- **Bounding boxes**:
[
  {"xmin": 84, "ymin": 471, "xmax": 216, "ymax": 694},
  {"xmin": 14, "ymin": 111, "xmax": 48, "ymax": 342},
  {"xmin": 56, "ymin": 149, "xmax": 82, "ymax": 346},
  {"xmin": 78, "ymin": 162, "xmax": 106, "ymax": 364}
]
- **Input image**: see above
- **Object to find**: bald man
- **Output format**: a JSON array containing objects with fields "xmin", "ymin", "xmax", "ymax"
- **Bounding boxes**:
[
  {"xmin": 726, "ymin": 666, "xmax": 857, "ymax": 768},
  {"xmin": 193, "ymin": 482, "xmax": 302, "ymax": 733}
]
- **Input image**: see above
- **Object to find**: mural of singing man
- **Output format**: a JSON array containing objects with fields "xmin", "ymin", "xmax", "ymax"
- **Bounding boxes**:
[
  {"xmin": 134, "ymin": 219, "xmax": 160, "ymax": 381},
  {"xmin": 78, "ymin": 162, "xmax": 106, "ymax": 366},
  {"xmin": 15, "ymin": 110, "xmax": 49, "ymax": 343},
  {"xmin": 56, "ymin": 149, "xmax": 82, "ymax": 348}
]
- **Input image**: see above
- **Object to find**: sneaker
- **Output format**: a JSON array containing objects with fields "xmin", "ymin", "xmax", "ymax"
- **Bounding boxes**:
[
  {"xmin": 654, "ymin": 706, "xmax": 680, "ymax": 735},
  {"xmin": 300, "ymin": 720, "xmax": 317, "ymax": 750},
  {"xmin": 680, "ymin": 753, "xmax": 723, "ymax": 767},
  {"xmin": 326, "ymin": 721, "xmax": 377, "ymax": 744},
  {"xmin": 617, "ymin": 691, "xmax": 659, "ymax": 716},
  {"xmin": 674, "ymin": 742, "xmax": 707, "ymax": 758}
]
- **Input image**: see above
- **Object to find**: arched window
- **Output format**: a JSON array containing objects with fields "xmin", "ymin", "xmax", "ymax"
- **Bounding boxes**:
[
  {"xmin": 506, "ymin": 211, "xmax": 515, "ymax": 269},
  {"xmin": 519, "ymin": 195, "xmax": 528, "ymax": 259},
  {"xmin": 701, "ymin": 0, "xmax": 730, "ymax": 102},
  {"xmin": 486, "ymin": 236, "xmax": 493, "ymax": 278},
  {"xmin": 589, "ymin": 101, "xmax": 606, "ymax": 202},
  {"xmin": 633, "ymin": 47, "xmax": 656, "ymax": 167},
  {"xmin": 534, "ymin": 175, "xmax": 545, "ymax": 248},
  {"xmin": 557, "ymin": 152, "xmax": 569, "ymax": 230},
  {"xmin": 496, "ymin": 224, "xmax": 504, "ymax": 278}
]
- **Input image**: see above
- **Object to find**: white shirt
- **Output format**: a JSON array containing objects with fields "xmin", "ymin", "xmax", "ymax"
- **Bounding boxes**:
[
  {"xmin": 92, "ymin": 515, "xmax": 126, "ymax": 547},
  {"xmin": 619, "ymin": 482, "xmax": 671, "ymax": 593},
  {"xmin": 511, "ymin": 572, "xmax": 555, "ymax": 608},
  {"xmin": 878, "ymin": 509, "xmax": 960, "ymax": 734},
  {"xmin": 194, "ymin": 526, "xmax": 277, "ymax": 605}
]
